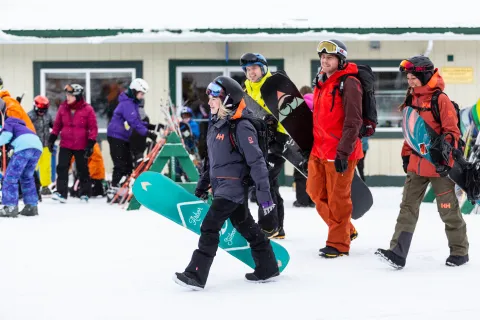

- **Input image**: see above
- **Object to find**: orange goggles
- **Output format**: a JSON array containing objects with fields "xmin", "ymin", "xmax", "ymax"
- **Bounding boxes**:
[
  {"xmin": 64, "ymin": 84, "xmax": 74, "ymax": 94},
  {"xmin": 399, "ymin": 59, "xmax": 434, "ymax": 73}
]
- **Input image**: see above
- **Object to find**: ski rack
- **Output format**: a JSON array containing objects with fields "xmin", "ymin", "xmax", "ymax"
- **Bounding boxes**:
[{"xmin": 126, "ymin": 100, "xmax": 200, "ymax": 211}]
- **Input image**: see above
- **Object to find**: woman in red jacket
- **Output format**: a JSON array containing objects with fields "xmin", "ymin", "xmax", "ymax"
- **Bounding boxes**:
[
  {"xmin": 376, "ymin": 56, "xmax": 469, "ymax": 269},
  {"xmin": 48, "ymin": 84, "xmax": 98, "ymax": 203}
]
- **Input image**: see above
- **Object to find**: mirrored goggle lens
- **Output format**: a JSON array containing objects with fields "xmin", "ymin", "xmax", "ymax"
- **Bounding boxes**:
[
  {"xmin": 399, "ymin": 60, "xmax": 415, "ymax": 72},
  {"xmin": 64, "ymin": 84, "xmax": 74, "ymax": 94},
  {"xmin": 206, "ymin": 82, "xmax": 223, "ymax": 98},
  {"xmin": 317, "ymin": 41, "xmax": 338, "ymax": 54}
]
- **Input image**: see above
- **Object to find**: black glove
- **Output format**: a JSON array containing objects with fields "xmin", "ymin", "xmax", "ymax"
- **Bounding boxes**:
[
  {"xmin": 402, "ymin": 156, "xmax": 410, "ymax": 174},
  {"xmin": 195, "ymin": 188, "xmax": 209, "ymax": 201},
  {"xmin": 84, "ymin": 139, "xmax": 96, "ymax": 159},
  {"xmin": 47, "ymin": 134, "xmax": 57, "ymax": 153},
  {"xmin": 334, "ymin": 157, "xmax": 348, "ymax": 173},
  {"xmin": 147, "ymin": 131, "xmax": 158, "ymax": 142},
  {"xmin": 147, "ymin": 123, "xmax": 164, "ymax": 131}
]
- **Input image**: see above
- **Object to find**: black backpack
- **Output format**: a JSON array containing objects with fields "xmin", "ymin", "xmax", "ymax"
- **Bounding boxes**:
[
  {"xmin": 338, "ymin": 65, "xmax": 378, "ymax": 138},
  {"xmin": 228, "ymin": 116, "xmax": 271, "ymax": 166}
]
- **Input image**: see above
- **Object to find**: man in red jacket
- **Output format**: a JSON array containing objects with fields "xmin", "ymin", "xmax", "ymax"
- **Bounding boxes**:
[
  {"xmin": 48, "ymin": 84, "xmax": 98, "ymax": 203},
  {"xmin": 306, "ymin": 39, "xmax": 363, "ymax": 258}
]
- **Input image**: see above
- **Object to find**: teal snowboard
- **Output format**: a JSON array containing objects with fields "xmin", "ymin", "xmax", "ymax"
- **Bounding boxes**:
[{"xmin": 132, "ymin": 171, "xmax": 290, "ymax": 272}]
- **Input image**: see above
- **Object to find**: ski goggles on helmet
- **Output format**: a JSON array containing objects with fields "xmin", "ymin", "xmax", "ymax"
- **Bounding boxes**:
[
  {"xmin": 317, "ymin": 40, "xmax": 347, "ymax": 57},
  {"xmin": 64, "ymin": 84, "xmax": 75, "ymax": 95},
  {"xmin": 240, "ymin": 53, "xmax": 267, "ymax": 71},
  {"xmin": 399, "ymin": 59, "xmax": 434, "ymax": 73},
  {"xmin": 206, "ymin": 82, "xmax": 225, "ymax": 99}
]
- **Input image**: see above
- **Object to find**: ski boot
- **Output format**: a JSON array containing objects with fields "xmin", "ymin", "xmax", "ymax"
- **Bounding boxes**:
[
  {"xmin": 375, "ymin": 248, "xmax": 406, "ymax": 269},
  {"xmin": 446, "ymin": 254, "xmax": 469, "ymax": 267},
  {"xmin": 173, "ymin": 272, "xmax": 204, "ymax": 291},
  {"xmin": 20, "ymin": 204, "xmax": 38, "ymax": 216},
  {"xmin": 40, "ymin": 187, "xmax": 52, "ymax": 196},
  {"xmin": 0, "ymin": 205, "xmax": 19, "ymax": 218},
  {"xmin": 319, "ymin": 246, "xmax": 349, "ymax": 258},
  {"xmin": 52, "ymin": 192, "xmax": 67, "ymax": 203}
]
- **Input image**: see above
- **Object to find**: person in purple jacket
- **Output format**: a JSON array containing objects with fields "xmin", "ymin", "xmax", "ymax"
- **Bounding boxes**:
[
  {"xmin": 0, "ymin": 117, "xmax": 43, "ymax": 217},
  {"xmin": 48, "ymin": 84, "xmax": 98, "ymax": 203},
  {"xmin": 106, "ymin": 78, "xmax": 158, "ymax": 202}
]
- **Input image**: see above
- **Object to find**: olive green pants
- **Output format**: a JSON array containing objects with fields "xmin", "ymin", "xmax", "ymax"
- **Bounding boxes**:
[{"xmin": 390, "ymin": 172, "xmax": 469, "ymax": 258}]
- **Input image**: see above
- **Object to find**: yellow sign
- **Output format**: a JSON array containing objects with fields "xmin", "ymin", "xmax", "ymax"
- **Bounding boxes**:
[{"xmin": 441, "ymin": 67, "xmax": 474, "ymax": 84}]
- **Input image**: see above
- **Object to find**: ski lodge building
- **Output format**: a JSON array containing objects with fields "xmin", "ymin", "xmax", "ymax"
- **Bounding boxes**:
[{"xmin": 1, "ymin": 9, "xmax": 479, "ymax": 186}]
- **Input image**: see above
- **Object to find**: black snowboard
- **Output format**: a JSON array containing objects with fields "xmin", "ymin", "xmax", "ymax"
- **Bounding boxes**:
[{"xmin": 259, "ymin": 73, "xmax": 373, "ymax": 219}]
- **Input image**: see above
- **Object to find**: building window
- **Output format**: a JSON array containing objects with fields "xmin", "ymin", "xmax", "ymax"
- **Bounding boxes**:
[
  {"xmin": 175, "ymin": 65, "xmax": 277, "ymax": 114},
  {"xmin": 34, "ymin": 61, "xmax": 143, "ymax": 131},
  {"xmin": 41, "ymin": 69, "xmax": 135, "ymax": 129},
  {"xmin": 311, "ymin": 60, "xmax": 406, "ymax": 129}
]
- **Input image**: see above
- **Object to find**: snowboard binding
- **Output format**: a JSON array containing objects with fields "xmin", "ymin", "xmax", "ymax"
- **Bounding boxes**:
[
  {"xmin": 452, "ymin": 148, "xmax": 480, "ymax": 203},
  {"xmin": 429, "ymin": 133, "xmax": 455, "ymax": 177}
]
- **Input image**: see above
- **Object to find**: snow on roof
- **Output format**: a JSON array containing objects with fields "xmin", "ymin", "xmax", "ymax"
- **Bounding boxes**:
[
  {"xmin": 3, "ymin": 0, "xmax": 479, "ymax": 30},
  {"xmin": 2, "ymin": 0, "xmax": 480, "ymax": 43}
]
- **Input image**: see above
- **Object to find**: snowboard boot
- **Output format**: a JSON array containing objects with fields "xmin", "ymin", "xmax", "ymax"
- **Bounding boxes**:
[
  {"xmin": 19, "ymin": 205, "xmax": 38, "ymax": 217},
  {"xmin": 293, "ymin": 200, "xmax": 311, "ymax": 208},
  {"xmin": 273, "ymin": 227, "xmax": 285, "ymax": 239},
  {"xmin": 173, "ymin": 272, "xmax": 204, "ymax": 291},
  {"xmin": 446, "ymin": 254, "xmax": 469, "ymax": 267},
  {"xmin": 375, "ymin": 248, "xmax": 406, "ymax": 270},
  {"xmin": 0, "ymin": 205, "xmax": 19, "ymax": 218},
  {"xmin": 52, "ymin": 192, "xmax": 67, "ymax": 203},
  {"xmin": 262, "ymin": 228, "xmax": 279, "ymax": 239},
  {"xmin": 80, "ymin": 195, "xmax": 89, "ymax": 203},
  {"xmin": 40, "ymin": 187, "xmax": 52, "ymax": 196},
  {"xmin": 245, "ymin": 271, "xmax": 280, "ymax": 283},
  {"xmin": 350, "ymin": 230, "xmax": 359, "ymax": 241},
  {"xmin": 319, "ymin": 246, "xmax": 349, "ymax": 258}
]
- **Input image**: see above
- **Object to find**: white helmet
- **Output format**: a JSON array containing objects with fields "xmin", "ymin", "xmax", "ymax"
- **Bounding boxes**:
[{"xmin": 129, "ymin": 78, "xmax": 149, "ymax": 94}]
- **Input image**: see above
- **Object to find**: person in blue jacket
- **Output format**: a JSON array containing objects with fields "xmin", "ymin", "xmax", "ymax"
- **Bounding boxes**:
[
  {"xmin": 0, "ymin": 117, "xmax": 43, "ymax": 217},
  {"xmin": 173, "ymin": 76, "xmax": 279, "ymax": 290},
  {"xmin": 106, "ymin": 78, "xmax": 158, "ymax": 201}
]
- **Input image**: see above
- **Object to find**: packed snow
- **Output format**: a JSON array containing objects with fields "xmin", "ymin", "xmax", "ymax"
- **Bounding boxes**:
[{"xmin": 1, "ymin": 187, "xmax": 479, "ymax": 319}]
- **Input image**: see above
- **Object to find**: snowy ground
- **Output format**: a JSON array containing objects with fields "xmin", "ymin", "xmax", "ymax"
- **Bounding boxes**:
[{"xmin": 1, "ymin": 187, "xmax": 479, "ymax": 320}]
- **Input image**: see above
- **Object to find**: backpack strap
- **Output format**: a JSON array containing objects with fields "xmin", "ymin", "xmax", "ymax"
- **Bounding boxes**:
[
  {"xmin": 430, "ymin": 90, "xmax": 443, "ymax": 125},
  {"xmin": 229, "ymin": 120, "xmax": 241, "ymax": 154}
]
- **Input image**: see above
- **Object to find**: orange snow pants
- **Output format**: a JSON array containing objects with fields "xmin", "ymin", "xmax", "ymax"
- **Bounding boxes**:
[{"xmin": 306, "ymin": 156, "xmax": 357, "ymax": 253}]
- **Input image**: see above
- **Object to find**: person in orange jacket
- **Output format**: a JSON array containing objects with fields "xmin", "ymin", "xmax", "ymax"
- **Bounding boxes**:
[
  {"xmin": 69, "ymin": 142, "xmax": 106, "ymax": 197},
  {"xmin": 306, "ymin": 40, "xmax": 363, "ymax": 259},
  {"xmin": 376, "ymin": 56, "xmax": 469, "ymax": 269},
  {"xmin": 0, "ymin": 79, "xmax": 36, "ymax": 133}
]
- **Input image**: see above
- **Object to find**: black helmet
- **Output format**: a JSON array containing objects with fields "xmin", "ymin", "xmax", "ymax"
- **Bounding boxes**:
[
  {"xmin": 206, "ymin": 76, "xmax": 244, "ymax": 108},
  {"xmin": 399, "ymin": 56, "xmax": 435, "ymax": 85},
  {"xmin": 240, "ymin": 53, "xmax": 268, "ymax": 75},
  {"xmin": 317, "ymin": 39, "xmax": 348, "ymax": 68},
  {"xmin": 399, "ymin": 55, "xmax": 434, "ymax": 73}
]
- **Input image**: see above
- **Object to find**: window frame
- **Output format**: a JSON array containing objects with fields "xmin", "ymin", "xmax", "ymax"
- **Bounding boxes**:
[
  {"xmin": 310, "ymin": 59, "xmax": 404, "ymax": 137},
  {"xmin": 175, "ymin": 65, "xmax": 278, "ymax": 106},
  {"xmin": 33, "ymin": 61, "xmax": 143, "ymax": 135}
]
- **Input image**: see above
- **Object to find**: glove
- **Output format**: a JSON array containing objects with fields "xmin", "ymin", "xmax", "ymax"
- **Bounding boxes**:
[
  {"xmin": 84, "ymin": 139, "xmax": 96, "ymax": 159},
  {"xmin": 195, "ymin": 188, "xmax": 209, "ymax": 201},
  {"xmin": 147, "ymin": 123, "xmax": 164, "ymax": 132},
  {"xmin": 334, "ymin": 157, "xmax": 348, "ymax": 173},
  {"xmin": 147, "ymin": 131, "xmax": 158, "ymax": 142},
  {"xmin": 402, "ymin": 156, "xmax": 410, "ymax": 174},
  {"xmin": 47, "ymin": 134, "xmax": 58, "ymax": 153},
  {"xmin": 261, "ymin": 201, "xmax": 276, "ymax": 216}
]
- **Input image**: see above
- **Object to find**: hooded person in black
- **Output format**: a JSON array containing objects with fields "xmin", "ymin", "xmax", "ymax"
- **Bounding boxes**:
[{"xmin": 173, "ymin": 76, "xmax": 280, "ymax": 290}]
